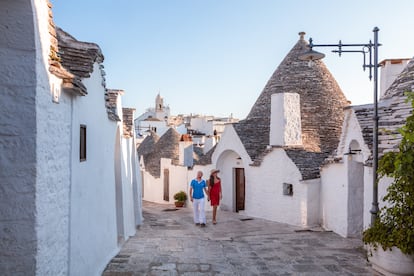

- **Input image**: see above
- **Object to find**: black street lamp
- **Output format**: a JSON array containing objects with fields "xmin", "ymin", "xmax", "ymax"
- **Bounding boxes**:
[{"xmin": 298, "ymin": 27, "xmax": 381, "ymax": 225}]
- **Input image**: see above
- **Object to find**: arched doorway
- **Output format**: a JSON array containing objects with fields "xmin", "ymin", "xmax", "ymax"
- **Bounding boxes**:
[{"xmin": 216, "ymin": 150, "xmax": 245, "ymax": 212}]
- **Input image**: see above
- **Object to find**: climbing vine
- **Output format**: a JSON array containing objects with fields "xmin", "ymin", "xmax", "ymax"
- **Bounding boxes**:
[{"xmin": 362, "ymin": 91, "xmax": 414, "ymax": 255}]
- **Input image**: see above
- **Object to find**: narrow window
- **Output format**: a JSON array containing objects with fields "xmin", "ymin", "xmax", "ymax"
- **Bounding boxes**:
[
  {"xmin": 80, "ymin": 125, "xmax": 87, "ymax": 161},
  {"xmin": 283, "ymin": 183, "xmax": 293, "ymax": 196}
]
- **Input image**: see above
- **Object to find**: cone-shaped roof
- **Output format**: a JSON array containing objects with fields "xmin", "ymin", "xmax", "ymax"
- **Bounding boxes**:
[
  {"xmin": 143, "ymin": 128, "xmax": 181, "ymax": 178},
  {"xmin": 234, "ymin": 32, "xmax": 349, "ymax": 179},
  {"xmin": 137, "ymin": 131, "xmax": 160, "ymax": 157}
]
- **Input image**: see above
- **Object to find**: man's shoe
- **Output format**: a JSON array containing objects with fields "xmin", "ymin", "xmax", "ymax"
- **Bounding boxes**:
[
  {"xmin": 195, "ymin": 223, "xmax": 200, "ymax": 226},
  {"xmin": 200, "ymin": 223, "xmax": 206, "ymax": 227}
]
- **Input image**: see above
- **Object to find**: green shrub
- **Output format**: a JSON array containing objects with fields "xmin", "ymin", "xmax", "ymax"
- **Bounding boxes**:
[
  {"xmin": 362, "ymin": 91, "xmax": 414, "ymax": 255},
  {"xmin": 173, "ymin": 191, "xmax": 187, "ymax": 202}
]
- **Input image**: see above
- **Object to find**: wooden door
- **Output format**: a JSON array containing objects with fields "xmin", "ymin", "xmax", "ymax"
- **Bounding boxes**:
[
  {"xmin": 163, "ymin": 169, "xmax": 169, "ymax": 201},
  {"xmin": 235, "ymin": 168, "xmax": 245, "ymax": 212}
]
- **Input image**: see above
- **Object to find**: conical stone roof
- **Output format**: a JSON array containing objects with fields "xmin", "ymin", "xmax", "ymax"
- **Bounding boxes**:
[
  {"xmin": 137, "ymin": 131, "xmax": 160, "ymax": 157},
  {"xmin": 143, "ymin": 128, "xmax": 181, "ymax": 178},
  {"xmin": 234, "ymin": 32, "xmax": 349, "ymax": 179}
]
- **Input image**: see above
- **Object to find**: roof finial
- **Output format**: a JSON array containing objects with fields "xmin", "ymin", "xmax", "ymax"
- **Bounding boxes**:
[{"xmin": 299, "ymin": 32, "xmax": 306, "ymax": 40}]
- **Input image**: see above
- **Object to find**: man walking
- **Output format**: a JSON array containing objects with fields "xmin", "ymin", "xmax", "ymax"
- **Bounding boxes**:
[{"xmin": 189, "ymin": 171, "xmax": 209, "ymax": 227}]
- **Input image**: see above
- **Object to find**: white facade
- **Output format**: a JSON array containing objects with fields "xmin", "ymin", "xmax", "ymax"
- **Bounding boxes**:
[
  {"xmin": 319, "ymin": 106, "xmax": 398, "ymax": 237},
  {"xmin": 0, "ymin": 1, "xmax": 141, "ymax": 275},
  {"xmin": 139, "ymin": 119, "xmax": 170, "ymax": 137},
  {"xmin": 212, "ymin": 125, "xmax": 321, "ymax": 227},
  {"xmin": 68, "ymin": 65, "xmax": 124, "ymax": 275}
]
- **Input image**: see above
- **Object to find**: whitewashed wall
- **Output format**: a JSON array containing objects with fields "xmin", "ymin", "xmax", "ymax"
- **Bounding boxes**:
[
  {"xmin": 191, "ymin": 117, "xmax": 214, "ymax": 135},
  {"xmin": 139, "ymin": 120, "xmax": 169, "ymax": 137},
  {"xmin": 35, "ymin": 0, "xmax": 73, "ymax": 273},
  {"xmin": 142, "ymin": 158, "xmax": 189, "ymax": 204},
  {"xmin": 0, "ymin": 1, "xmax": 69, "ymax": 274},
  {"xmin": 320, "ymin": 108, "xmax": 387, "ymax": 237},
  {"xmin": 120, "ymin": 134, "xmax": 139, "ymax": 237},
  {"xmin": 320, "ymin": 162, "xmax": 348, "ymax": 236},
  {"xmin": 246, "ymin": 149, "xmax": 318, "ymax": 227},
  {"xmin": 69, "ymin": 64, "xmax": 119, "ymax": 276}
]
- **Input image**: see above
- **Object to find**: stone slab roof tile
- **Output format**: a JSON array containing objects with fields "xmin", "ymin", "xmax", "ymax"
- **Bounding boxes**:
[
  {"xmin": 285, "ymin": 149, "xmax": 327, "ymax": 180},
  {"xmin": 55, "ymin": 27, "xmax": 105, "ymax": 96},
  {"xmin": 105, "ymin": 89, "xmax": 122, "ymax": 121},
  {"xmin": 123, "ymin": 108, "xmax": 136, "ymax": 138}
]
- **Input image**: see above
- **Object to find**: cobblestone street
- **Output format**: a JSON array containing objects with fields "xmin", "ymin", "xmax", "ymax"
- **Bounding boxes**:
[{"xmin": 103, "ymin": 201, "xmax": 377, "ymax": 275}]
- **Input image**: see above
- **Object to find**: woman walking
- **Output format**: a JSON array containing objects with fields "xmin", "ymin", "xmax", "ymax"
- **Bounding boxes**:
[{"xmin": 208, "ymin": 169, "xmax": 222, "ymax": 225}]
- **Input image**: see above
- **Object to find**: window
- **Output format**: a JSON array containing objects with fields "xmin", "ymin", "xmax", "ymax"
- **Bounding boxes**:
[
  {"xmin": 80, "ymin": 125, "xmax": 86, "ymax": 161},
  {"xmin": 283, "ymin": 183, "xmax": 293, "ymax": 196}
]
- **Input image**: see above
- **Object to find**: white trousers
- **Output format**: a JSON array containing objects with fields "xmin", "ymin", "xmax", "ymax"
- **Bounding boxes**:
[{"xmin": 193, "ymin": 198, "xmax": 206, "ymax": 224}]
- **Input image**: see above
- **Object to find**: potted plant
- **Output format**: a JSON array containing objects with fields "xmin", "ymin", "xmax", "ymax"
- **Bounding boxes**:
[
  {"xmin": 362, "ymin": 92, "xmax": 414, "ymax": 275},
  {"xmin": 173, "ymin": 190, "xmax": 187, "ymax": 207}
]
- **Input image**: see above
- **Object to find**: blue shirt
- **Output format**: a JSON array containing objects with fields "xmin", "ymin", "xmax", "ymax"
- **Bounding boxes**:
[{"xmin": 190, "ymin": 179, "xmax": 206, "ymax": 199}]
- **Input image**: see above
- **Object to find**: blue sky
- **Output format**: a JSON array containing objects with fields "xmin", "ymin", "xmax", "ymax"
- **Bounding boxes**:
[{"xmin": 52, "ymin": 1, "xmax": 414, "ymax": 119}]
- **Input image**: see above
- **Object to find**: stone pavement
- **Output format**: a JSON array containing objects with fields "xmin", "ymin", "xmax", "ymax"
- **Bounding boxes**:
[{"xmin": 103, "ymin": 201, "xmax": 378, "ymax": 276}]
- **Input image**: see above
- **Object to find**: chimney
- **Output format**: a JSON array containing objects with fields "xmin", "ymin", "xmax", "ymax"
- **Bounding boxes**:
[
  {"xmin": 269, "ymin": 93, "xmax": 302, "ymax": 146},
  {"xmin": 380, "ymin": 59, "xmax": 410, "ymax": 98},
  {"xmin": 179, "ymin": 135, "xmax": 193, "ymax": 167}
]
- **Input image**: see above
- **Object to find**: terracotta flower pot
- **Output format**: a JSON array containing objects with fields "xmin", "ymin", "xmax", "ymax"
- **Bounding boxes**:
[{"xmin": 174, "ymin": 201, "xmax": 184, "ymax": 207}]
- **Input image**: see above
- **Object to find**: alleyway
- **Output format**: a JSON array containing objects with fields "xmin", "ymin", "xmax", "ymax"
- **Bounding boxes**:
[{"xmin": 103, "ymin": 201, "xmax": 376, "ymax": 275}]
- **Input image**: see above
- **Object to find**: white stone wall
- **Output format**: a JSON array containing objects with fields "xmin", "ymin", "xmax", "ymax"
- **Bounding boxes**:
[
  {"xmin": 320, "ymin": 109, "xmax": 369, "ymax": 237},
  {"xmin": 34, "ymin": 0, "xmax": 73, "ymax": 274},
  {"xmin": 69, "ymin": 64, "xmax": 119, "ymax": 276},
  {"xmin": 120, "ymin": 135, "xmax": 139, "ymax": 237},
  {"xmin": 0, "ymin": 1, "xmax": 40, "ymax": 274},
  {"xmin": 270, "ymin": 93, "xmax": 302, "ymax": 146},
  {"xmin": 139, "ymin": 120, "xmax": 169, "ymax": 137},
  {"xmin": 320, "ymin": 162, "xmax": 348, "ymax": 236},
  {"xmin": 191, "ymin": 117, "xmax": 214, "ymax": 135},
  {"xmin": 320, "ymin": 107, "xmax": 396, "ymax": 237},
  {"xmin": 245, "ymin": 149, "xmax": 316, "ymax": 227},
  {"xmin": 142, "ymin": 159, "xmax": 189, "ymax": 204}
]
